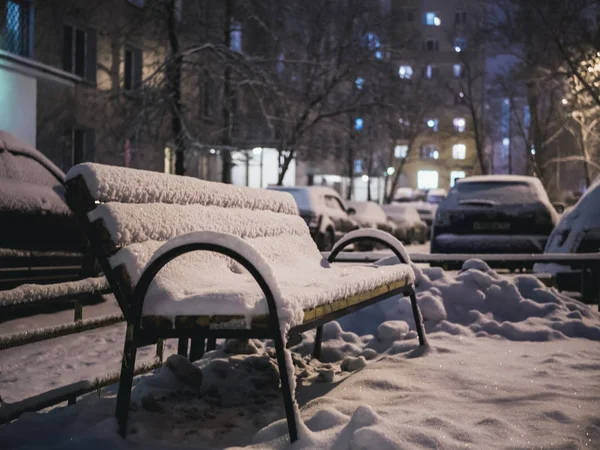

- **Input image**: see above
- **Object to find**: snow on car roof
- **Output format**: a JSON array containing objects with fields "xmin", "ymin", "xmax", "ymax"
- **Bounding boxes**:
[
  {"xmin": 0, "ymin": 130, "xmax": 65, "ymax": 183},
  {"xmin": 457, "ymin": 174, "xmax": 539, "ymax": 185}
]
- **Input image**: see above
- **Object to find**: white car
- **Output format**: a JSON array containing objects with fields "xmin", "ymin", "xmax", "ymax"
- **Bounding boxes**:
[
  {"xmin": 382, "ymin": 203, "xmax": 428, "ymax": 244},
  {"xmin": 535, "ymin": 177, "xmax": 600, "ymax": 274},
  {"xmin": 268, "ymin": 186, "xmax": 359, "ymax": 250}
]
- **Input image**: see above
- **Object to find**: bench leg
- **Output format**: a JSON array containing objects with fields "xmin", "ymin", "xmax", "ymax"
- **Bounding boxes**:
[
  {"xmin": 408, "ymin": 287, "xmax": 426, "ymax": 346},
  {"xmin": 313, "ymin": 326, "xmax": 323, "ymax": 360},
  {"xmin": 273, "ymin": 332, "xmax": 298, "ymax": 442},
  {"xmin": 189, "ymin": 337, "xmax": 205, "ymax": 362},
  {"xmin": 177, "ymin": 338, "xmax": 189, "ymax": 357},
  {"xmin": 116, "ymin": 324, "xmax": 139, "ymax": 438},
  {"xmin": 206, "ymin": 337, "xmax": 217, "ymax": 352}
]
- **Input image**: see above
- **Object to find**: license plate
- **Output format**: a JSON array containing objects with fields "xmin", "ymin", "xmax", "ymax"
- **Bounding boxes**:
[{"xmin": 473, "ymin": 222, "xmax": 510, "ymax": 231}]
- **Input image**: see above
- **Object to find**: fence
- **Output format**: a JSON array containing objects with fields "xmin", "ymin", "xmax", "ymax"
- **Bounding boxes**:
[{"xmin": 0, "ymin": 277, "xmax": 164, "ymax": 424}]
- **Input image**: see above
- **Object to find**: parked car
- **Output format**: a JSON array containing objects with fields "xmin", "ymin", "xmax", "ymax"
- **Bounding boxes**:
[
  {"xmin": 0, "ymin": 130, "xmax": 89, "ymax": 289},
  {"xmin": 412, "ymin": 200, "xmax": 437, "ymax": 230},
  {"xmin": 393, "ymin": 187, "xmax": 414, "ymax": 202},
  {"xmin": 536, "ymin": 177, "xmax": 600, "ymax": 270},
  {"xmin": 431, "ymin": 175, "xmax": 558, "ymax": 254},
  {"xmin": 426, "ymin": 188, "xmax": 447, "ymax": 204},
  {"xmin": 347, "ymin": 201, "xmax": 396, "ymax": 250},
  {"xmin": 268, "ymin": 186, "xmax": 359, "ymax": 251},
  {"xmin": 382, "ymin": 203, "xmax": 428, "ymax": 244},
  {"xmin": 534, "ymin": 177, "xmax": 600, "ymax": 300}
]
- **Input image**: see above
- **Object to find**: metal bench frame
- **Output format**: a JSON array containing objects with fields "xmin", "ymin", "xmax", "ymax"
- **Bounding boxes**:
[{"xmin": 66, "ymin": 175, "xmax": 425, "ymax": 443}]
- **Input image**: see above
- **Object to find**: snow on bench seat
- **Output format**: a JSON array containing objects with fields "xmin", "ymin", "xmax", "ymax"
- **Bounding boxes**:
[{"xmin": 66, "ymin": 163, "xmax": 414, "ymax": 329}]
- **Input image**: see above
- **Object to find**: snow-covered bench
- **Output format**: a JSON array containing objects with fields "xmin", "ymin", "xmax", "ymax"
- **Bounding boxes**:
[{"xmin": 65, "ymin": 163, "xmax": 425, "ymax": 442}]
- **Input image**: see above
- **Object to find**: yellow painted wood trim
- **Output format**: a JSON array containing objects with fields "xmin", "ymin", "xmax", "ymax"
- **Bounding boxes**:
[{"xmin": 141, "ymin": 279, "xmax": 408, "ymax": 330}]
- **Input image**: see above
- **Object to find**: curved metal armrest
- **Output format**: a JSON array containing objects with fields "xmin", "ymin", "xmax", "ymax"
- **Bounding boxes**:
[
  {"xmin": 130, "ymin": 231, "xmax": 282, "ymax": 324},
  {"xmin": 328, "ymin": 229, "xmax": 411, "ymax": 265}
]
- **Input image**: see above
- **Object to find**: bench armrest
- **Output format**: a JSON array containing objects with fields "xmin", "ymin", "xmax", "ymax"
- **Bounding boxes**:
[
  {"xmin": 130, "ymin": 231, "xmax": 284, "ymax": 327},
  {"xmin": 328, "ymin": 229, "xmax": 411, "ymax": 265}
]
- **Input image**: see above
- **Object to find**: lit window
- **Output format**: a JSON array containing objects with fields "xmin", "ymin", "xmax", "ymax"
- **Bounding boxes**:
[
  {"xmin": 230, "ymin": 20, "xmax": 242, "ymax": 52},
  {"xmin": 355, "ymin": 118, "xmax": 364, "ymax": 131},
  {"xmin": 454, "ymin": 37, "xmax": 467, "ymax": 52},
  {"xmin": 453, "ymin": 64, "xmax": 462, "ymax": 77},
  {"xmin": 452, "ymin": 144, "xmax": 466, "ymax": 160},
  {"xmin": 394, "ymin": 145, "xmax": 408, "ymax": 158},
  {"xmin": 453, "ymin": 117, "xmax": 466, "ymax": 132},
  {"xmin": 420, "ymin": 144, "xmax": 439, "ymax": 160},
  {"xmin": 356, "ymin": 77, "xmax": 364, "ymax": 89},
  {"xmin": 418, "ymin": 170, "xmax": 439, "ymax": 189},
  {"xmin": 425, "ymin": 12, "xmax": 440, "ymax": 26},
  {"xmin": 354, "ymin": 160, "xmax": 363, "ymax": 173},
  {"xmin": 524, "ymin": 105, "xmax": 531, "ymax": 128},
  {"xmin": 450, "ymin": 171, "xmax": 466, "ymax": 186},
  {"xmin": 399, "ymin": 65, "xmax": 413, "ymax": 79},
  {"xmin": 503, "ymin": 137, "xmax": 510, "ymax": 147},
  {"xmin": 426, "ymin": 65, "xmax": 432, "ymax": 78},
  {"xmin": 426, "ymin": 119, "xmax": 439, "ymax": 132}
]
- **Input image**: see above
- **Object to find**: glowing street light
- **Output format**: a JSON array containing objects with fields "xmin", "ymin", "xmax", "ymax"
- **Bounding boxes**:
[
  {"xmin": 252, "ymin": 147, "xmax": 263, "ymax": 155},
  {"xmin": 361, "ymin": 175, "xmax": 369, "ymax": 182},
  {"xmin": 561, "ymin": 98, "xmax": 568, "ymax": 105},
  {"xmin": 454, "ymin": 46, "xmax": 462, "ymax": 53},
  {"xmin": 433, "ymin": 17, "xmax": 441, "ymax": 26},
  {"xmin": 386, "ymin": 167, "xmax": 395, "ymax": 176}
]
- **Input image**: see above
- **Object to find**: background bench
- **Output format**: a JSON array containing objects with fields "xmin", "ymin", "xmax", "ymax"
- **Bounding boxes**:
[{"xmin": 65, "ymin": 163, "xmax": 426, "ymax": 442}]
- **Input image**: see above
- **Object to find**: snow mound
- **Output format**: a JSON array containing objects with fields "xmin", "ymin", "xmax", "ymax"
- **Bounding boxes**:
[{"xmin": 337, "ymin": 259, "xmax": 600, "ymax": 342}]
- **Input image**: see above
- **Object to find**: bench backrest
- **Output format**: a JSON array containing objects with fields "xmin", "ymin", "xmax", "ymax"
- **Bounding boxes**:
[{"xmin": 65, "ymin": 163, "xmax": 322, "ymax": 313}]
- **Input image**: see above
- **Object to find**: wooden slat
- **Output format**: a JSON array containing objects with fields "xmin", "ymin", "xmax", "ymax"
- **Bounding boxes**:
[{"xmin": 137, "ymin": 278, "xmax": 409, "ymax": 331}]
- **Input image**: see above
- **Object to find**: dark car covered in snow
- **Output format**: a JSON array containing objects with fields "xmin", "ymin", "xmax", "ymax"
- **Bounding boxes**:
[
  {"xmin": 431, "ymin": 175, "xmax": 558, "ymax": 254},
  {"xmin": 0, "ymin": 131, "xmax": 89, "ymax": 289}
]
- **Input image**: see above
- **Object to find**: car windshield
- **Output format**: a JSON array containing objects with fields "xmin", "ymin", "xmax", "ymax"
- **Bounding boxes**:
[
  {"xmin": 273, "ymin": 188, "xmax": 311, "ymax": 210},
  {"xmin": 455, "ymin": 181, "xmax": 538, "ymax": 205}
]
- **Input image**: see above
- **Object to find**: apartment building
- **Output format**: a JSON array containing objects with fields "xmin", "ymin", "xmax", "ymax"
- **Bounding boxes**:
[{"xmin": 388, "ymin": 0, "xmax": 483, "ymax": 192}]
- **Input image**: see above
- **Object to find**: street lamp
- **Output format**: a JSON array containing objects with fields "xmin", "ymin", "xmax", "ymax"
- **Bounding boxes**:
[
  {"xmin": 361, "ymin": 175, "xmax": 369, "ymax": 182},
  {"xmin": 386, "ymin": 167, "xmax": 395, "ymax": 176}
]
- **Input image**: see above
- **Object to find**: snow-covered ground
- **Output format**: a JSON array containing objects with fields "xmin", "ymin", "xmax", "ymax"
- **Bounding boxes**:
[{"xmin": 1, "ymin": 259, "xmax": 599, "ymax": 449}]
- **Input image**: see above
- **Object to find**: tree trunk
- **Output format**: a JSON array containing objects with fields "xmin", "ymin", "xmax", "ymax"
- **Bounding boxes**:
[
  {"xmin": 221, "ymin": 0, "xmax": 233, "ymax": 184},
  {"xmin": 277, "ymin": 149, "xmax": 294, "ymax": 185},
  {"xmin": 386, "ymin": 138, "xmax": 415, "ymax": 203},
  {"xmin": 167, "ymin": 0, "xmax": 184, "ymax": 175}
]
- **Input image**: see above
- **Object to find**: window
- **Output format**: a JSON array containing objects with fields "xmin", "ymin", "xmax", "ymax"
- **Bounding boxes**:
[
  {"xmin": 399, "ymin": 65, "xmax": 413, "ymax": 79},
  {"xmin": 354, "ymin": 118, "xmax": 364, "ymax": 131},
  {"xmin": 5, "ymin": 0, "xmax": 32, "ymax": 57},
  {"xmin": 453, "ymin": 64, "xmax": 462, "ymax": 78},
  {"xmin": 354, "ymin": 159, "xmax": 363, "ymax": 174},
  {"xmin": 426, "ymin": 65, "xmax": 439, "ymax": 79},
  {"xmin": 230, "ymin": 20, "xmax": 242, "ymax": 52},
  {"xmin": 325, "ymin": 195, "xmax": 344, "ymax": 211},
  {"xmin": 394, "ymin": 145, "xmax": 408, "ymax": 158},
  {"xmin": 200, "ymin": 70, "xmax": 213, "ymax": 116},
  {"xmin": 63, "ymin": 24, "xmax": 97, "ymax": 82},
  {"xmin": 417, "ymin": 170, "xmax": 439, "ymax": 189},
  {"xmin": 453, "ymin": 117, "xmax": 466, "ymax": 132},
  {"xmin": 355, "ymin": 77, "xmax": 364, "ymax": 89},
  {"xmin": 65, "ymin": 127, "xmax": 95, "ymax": 166},
  {"xmin": 524, "ymin": 105, "xmax": 531, "ymax": 128},
  {"xmin": 452, "ymin": 144, "xmax": 466, "ymax": 160},
  {"xmin": 363, "ymin": 32, "xmax": 383, "ymax": 59},
  {"xmin": 425, "ymin": 12, "xmax": 441, "ymax": 26},
  {"xmin": 454, "ymin": 37, "xmax": 467, "ymax": 52},
  {"xmin": 426, "ymin": 118, "xmax": 439, "ymax": 132},
  {"xmin": 450, "ymin": 171, "xmax": 466, "ymax": 186},
  {"xmin": 420, "ymin": 144, "xmax": 439, "ymax": 160},
  {"xmin": 124, "ymin": 47, "xmax": 143, "ymax": 90},
  {"xmin": 455, "ymin": 11, "xmax": 467, "ymax": 24},
  {"xmin": 425, "ymin": 39, "xmax": 439, "ymax": 51}
]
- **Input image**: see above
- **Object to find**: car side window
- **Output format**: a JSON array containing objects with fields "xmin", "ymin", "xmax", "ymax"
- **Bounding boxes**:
[{"xmin": 325, "ymin": 195, "xmax": 344, "ymax": 211}]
